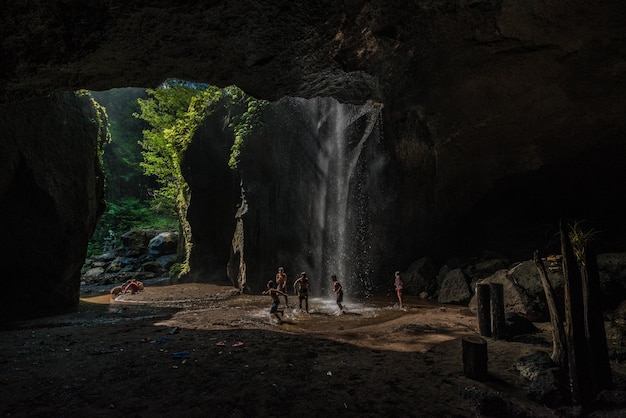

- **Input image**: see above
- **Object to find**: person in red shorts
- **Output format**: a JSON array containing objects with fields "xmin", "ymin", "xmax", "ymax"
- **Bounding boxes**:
[{"xmin": 394, "ymin": 271, "xmax": 403, "ymax": 308}]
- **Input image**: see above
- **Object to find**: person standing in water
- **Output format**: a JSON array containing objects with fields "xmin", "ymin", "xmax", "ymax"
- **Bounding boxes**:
[
  {"xmin": 394, "ymin": 271, "xmax": 404, "ymax": 308},
  {"xmin": 275, "ymin": 267, "xmax": 289, "ymax": 307},
  {"xmin": 293, "ymin": 272, "xmax": 311, "ymax": 313},
  {"xmin": 262, "ymin": 280, "xmax": 287, "ymax": 323},
  {"xmin": 331, "ymin": 274, "xmax": 344, "ymax": 315}
]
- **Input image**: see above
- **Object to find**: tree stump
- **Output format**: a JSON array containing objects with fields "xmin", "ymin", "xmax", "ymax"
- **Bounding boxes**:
[
  {"xmin": 476, "ymin": 283, "xmax": 491, "ymax": 337},
  {"xmin": 462, "ymin": 335, "xmax": 488, "ymax": 381}
]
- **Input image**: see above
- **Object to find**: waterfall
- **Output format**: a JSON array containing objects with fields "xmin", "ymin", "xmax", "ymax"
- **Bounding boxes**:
[{"xmin": 298, "ymin": 97, "xmax": 384, "ymax": 297}]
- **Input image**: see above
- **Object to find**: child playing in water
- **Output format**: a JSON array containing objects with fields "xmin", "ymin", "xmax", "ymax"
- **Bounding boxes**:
[
  {"xmin": 262, "ymin": 280, "xmax": 287, "ymax": 323},
  {"xmin": 293, "ymin": 272, "xmax": 311, "ymax": 313},
  {"xmin": 331, "ymin": 274, "xmax": 344, "ymax": 315},
  {"xmin": 394, "ymin": 271, "xmax": 404, "ymax": 308}
]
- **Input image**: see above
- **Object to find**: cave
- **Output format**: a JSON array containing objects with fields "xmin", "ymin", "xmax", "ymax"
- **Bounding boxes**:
[{"xmin": 2, "ymin": 1, "xmax": 626, "ymax": 319}]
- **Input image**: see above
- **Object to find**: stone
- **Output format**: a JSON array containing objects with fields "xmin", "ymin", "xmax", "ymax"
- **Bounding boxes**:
[
  {"xmin": 148, "ymin": 232, "xmax": 178, "ymax": 256},
  {"xmin": 83, "ymin": 267, "xmax": 105, "ymax": 281},
  {"xmin": 438, "ymin": 268, "xmax": 471, "ymax": 305},
  {"xmin": 121, "ymin": 230, "xmax": 151, "ymax": 257},
  {"xmin": 515, "ymin": 351, "xmax": 565, "ymax": 407},
  {"xmin": 403, "ymin": 257, "xmax": 439, "ymax": 296},
  {"xmin": 469, "ymin": 269, "xmax": 547, "ymax": 322}
]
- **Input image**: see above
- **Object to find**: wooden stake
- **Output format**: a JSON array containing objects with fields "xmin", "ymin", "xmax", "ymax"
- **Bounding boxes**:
[
  {"xmin": 490, "ymin": 283, "xmax": 506, "ymax": 340},
  {"xmin": 561, "ymin": 220, "xmax": 592, "ymax": 406},
  {"xmin": 476, "ymin": 283, "xmax": 491, "ymax": 337},
  {"xmin": 534, "ymin": 250, "xmax": 566, "ymax": 367},
  {"xmin": 582, "ymin": 246, "xmax": 613, "ymax": 394}
]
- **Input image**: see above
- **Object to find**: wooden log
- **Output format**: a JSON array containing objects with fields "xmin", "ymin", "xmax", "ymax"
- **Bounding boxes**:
[
  {"xmin": 560, "ymin": 220, "xmax": 592, "ymax": 406},
  {"xmin": 582, "ymin": 246, "xmax": 613, "ymax": 393},
  {"xmin": 490, "ymin": 283, "xmax": 506, "ymax": 340},
  {"xmin": 534, "ymin": 250, "xmax": 566, "ymax": 367},
  {"xmin": 476, "ymin": 283, "xmax": 491, "ymax": 337},
  {"xmin": 462, "ymin": 335, "xmax": 488, "ymax": 381}
]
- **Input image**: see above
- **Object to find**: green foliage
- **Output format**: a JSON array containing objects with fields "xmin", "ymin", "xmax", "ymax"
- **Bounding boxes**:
[
  {"xmin": 83, "ymin": 91, "xmax": 112, "ymax": 170},
  {"xmin": 87, "ymin": 197, "xmax": 178, "ymax": 256},
  {"xmin": 169, "ymin": 263, "xmax": 183, "ymax": 281},
  {"xmin": 134, "ymin": 80, "xmax": 205, "ymax": 209},
  {"xmin": 131, "ymin": 81, "xmax": 267, "ymax": 273},
  {"xmin": 135, "ymin": 81, "xmax": 268, "ymax": 206},
  {"xmin": 228, "ymin": 91, "xmax": 268, "ymax": 169},
  {"xmin": 85, "ymin": 81, "xmax": 268, "ymax": 261},
  {"xmin": 568, "ymin": 220, "xmax": 600, "ymax": 263},
  {"xmin": 90, "ymin": 88, "xmax": 150, "ymax": 202}
]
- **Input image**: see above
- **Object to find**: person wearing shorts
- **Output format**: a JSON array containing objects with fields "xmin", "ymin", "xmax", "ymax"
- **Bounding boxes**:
[
  {"xmin": 293, "ymin": 272, "xmax": 311, "ymax": 313},
  {"xmin": 275, "ymin": 267, "xmax": 289, "ymax": 307},
  {"xmin": 332, "ymin": 274, "xmax": 344, "ymax": 315},
  {"xmin": 394, "ymin": 271, "xmax": 404, "ymax": 308},
  {"xmin": 262, "ymin": 280, "xmax": 287, "ymax": 323}
]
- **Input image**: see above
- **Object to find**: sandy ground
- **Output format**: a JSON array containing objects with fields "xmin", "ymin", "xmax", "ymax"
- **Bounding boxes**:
[{"xmin": 1, "ymin": 281, "xmax": 625, "ymax": 417}]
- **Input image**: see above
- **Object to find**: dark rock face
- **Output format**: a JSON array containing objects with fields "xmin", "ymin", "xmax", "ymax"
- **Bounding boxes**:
[
  {"xmin": 184, "ymin": 97, "xmax": 389, "ymax": 294},
  {"xmin": 0, "ymin": 93, "xmax": 105, "ymax": 320},
  {"xmin": 237, "ymin": 98, "xmax": 389, "ymax": 294},
  {"xmin": 1, "ymin": 1, "xmax": 626, "ymax": 315},
  {"xmin": 182, "ymin": 106, "xmax": 240, "ymax": 285}
]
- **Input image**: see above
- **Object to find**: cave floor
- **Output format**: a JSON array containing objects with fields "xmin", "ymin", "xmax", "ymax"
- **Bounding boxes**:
[{"xmin": 1, "ymin": 282, "xmax": 625, "ymax": 417}]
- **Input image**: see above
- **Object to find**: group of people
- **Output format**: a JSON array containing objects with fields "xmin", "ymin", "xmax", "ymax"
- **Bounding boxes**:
[
  {"xmin": 262, "ymin": 267, "xmax": 345, "ymax": 323},
  {"xmin": 262, "ymin": 267, "xmax": 404, "ymax": 323}
]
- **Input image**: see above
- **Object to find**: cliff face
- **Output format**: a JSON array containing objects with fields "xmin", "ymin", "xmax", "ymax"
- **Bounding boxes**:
[
  {"xmin": 0, "ymin": 93, "xmax": 106, "ymax": 320},
  {"xmin": 1, "ymin": 1, "xmax": 626, "ymax": 316}
]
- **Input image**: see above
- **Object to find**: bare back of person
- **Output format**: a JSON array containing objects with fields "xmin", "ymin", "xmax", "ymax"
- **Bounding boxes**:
[{"xmin": 275, "ymin": 267, "xmax": 288, "ymax": 306}]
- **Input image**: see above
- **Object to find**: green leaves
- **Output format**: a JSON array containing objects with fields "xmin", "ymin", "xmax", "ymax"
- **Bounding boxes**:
[
  {"xmin": 228, "ymin": 94, "xmax": 268, "ymax": 169},
  {"xmin": 134, "ymin": 81, "xmax": 268, "ymax": 210}
]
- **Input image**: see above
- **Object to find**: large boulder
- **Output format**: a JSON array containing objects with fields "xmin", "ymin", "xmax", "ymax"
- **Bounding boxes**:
[
  {"xmin": 403, "ymin": 257, "xmax": 439, "ymax": 297},
  {"xmin": 438, "ymin": 268, "xmax": 471, "ymax": 305},
  {"xmin": 148, "ymin": 232, "xmax": 178, "ymax": 257},
  {"xmin": 469, "ymin": 269, "xmax": 548, "ymax": 322}
]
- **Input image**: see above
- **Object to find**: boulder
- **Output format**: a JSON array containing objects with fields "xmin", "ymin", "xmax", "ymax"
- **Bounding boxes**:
[
  {"xmin": 121, "ymin": 230, "xmax": 152, "ymax": 257},
  {"xmin": 83, "ymin": 267, "xmax": 105, "ymax": 282},
  {"xmin": 403, "ymin": 257, "xmax": 439, "ymax": 297},
  {"xmin": 148, "ymin": 232, "xmax": 178, "ymax": 256},
  {"xmin": 469, "ymin": 269, "xmax": 547, "ymax": 322},
  {"xmin": 438, "ymin": 268, "xmax": 471, "ymax": 305},
  {"xmin": 156, "ymin": 254, "xmax": 179, "ymax": 270}
]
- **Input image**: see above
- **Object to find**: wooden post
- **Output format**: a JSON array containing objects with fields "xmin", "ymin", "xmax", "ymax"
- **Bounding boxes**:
[
  {"xmin": 534, "ymin": 250, "xmax": 566, "ymax": 367},
  {"xmin": 490, "ymin": 283, "xmax": 506, "ymax": 340},
  {"xmin": 561, "ymin": 220, "xmax": 592, "ymax": 406},
  {"xmin": 462, "ymin": 335, "xmax": 488, "ymax": 381},
  {"xmin": 476, "ymin": 283, "xmax": 491, "ymax": 337},
  {"xmin": 582, "ymin": 246, "xmax": 613, "ymax": 394}
]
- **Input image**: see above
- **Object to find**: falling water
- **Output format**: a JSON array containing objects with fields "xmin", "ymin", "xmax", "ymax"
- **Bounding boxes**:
[{"xmin": 298, "ymin": 98, "xmax": 384, "ymax": 298}]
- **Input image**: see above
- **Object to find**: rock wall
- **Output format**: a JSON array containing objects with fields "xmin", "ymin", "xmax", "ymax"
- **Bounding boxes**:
[
  {"xmin": 182, "ymin": 105, "xmax": 240, "ymax": 284},
  {"xmin": 0, "ymin": 92, "xmax": 106, "ymax": 320},
  {"xmin": 1, "ymin": 1, "xmax": 626, "ymax": 315}
]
